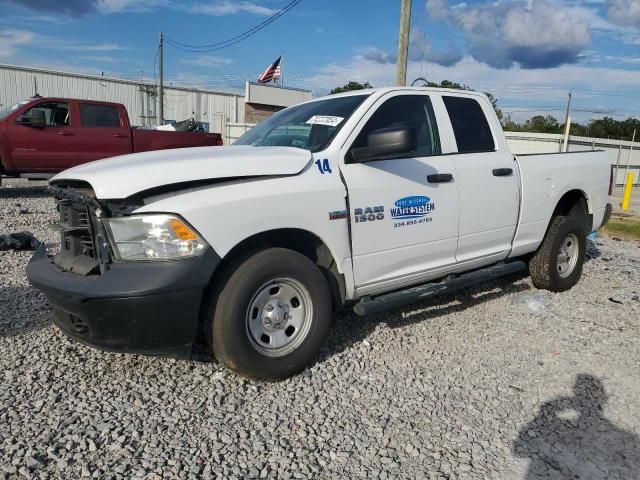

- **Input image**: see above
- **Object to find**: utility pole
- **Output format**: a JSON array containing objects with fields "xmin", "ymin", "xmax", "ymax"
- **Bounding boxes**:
[
  {"xmin": 159, "ymin": 31, "xmax": 164, "ymax": 126},
  {"xmin": 563, "ymin": 90, "xmax": 572, "ymax": 129},
  {"xmin": 395, "ymin": 0, "xmax": 412, "ymax": 87},
  {"xmin": 624, "ymin": 128, "xmax": 636, "ymax": 178},
  {"xmin": 560, "ymin": 90, "xmax": 572, "ymax": 152}
]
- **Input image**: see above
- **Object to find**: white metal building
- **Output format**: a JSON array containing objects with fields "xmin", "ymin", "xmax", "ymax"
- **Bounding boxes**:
[{"xmin": 0, "ymin": 63, "xmax": 245, "ymax": 134}]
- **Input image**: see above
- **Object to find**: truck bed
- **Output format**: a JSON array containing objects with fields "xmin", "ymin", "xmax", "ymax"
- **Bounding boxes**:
[
  {"xmin": 511, "ymin": 150, "xmax": 610, "ymax": 257},
  {"xmin": 132, "ymin": 129, "xmax": 223, "ymax": 153}
]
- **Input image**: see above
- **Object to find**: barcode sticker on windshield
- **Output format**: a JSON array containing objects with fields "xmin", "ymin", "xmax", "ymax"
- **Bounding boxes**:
[{"xmin": 306, "ymin": 115, "xmax": 344, "ymax": 127}]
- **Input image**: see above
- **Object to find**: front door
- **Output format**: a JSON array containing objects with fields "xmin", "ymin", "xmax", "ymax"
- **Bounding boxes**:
[
  {"xmin": 8, "ymin": 101, "xmax": 78, "ymax": 172},
  {"xmin": 340, "ymin": 93, "xmax": 460, "ymax": 296}
]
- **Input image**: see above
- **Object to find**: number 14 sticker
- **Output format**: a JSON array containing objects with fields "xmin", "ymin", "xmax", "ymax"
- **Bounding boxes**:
[{"xmin": 315, "ymin": 159, "xmax": 332, "ymax": 174}]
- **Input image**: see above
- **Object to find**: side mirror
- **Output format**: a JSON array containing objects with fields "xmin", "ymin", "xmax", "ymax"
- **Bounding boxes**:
[
  {"xmin": 16, "ymin": 110, "xmax": 46, "ymax": 128},
  {"xmin": 349, "ymin": 126, "xmax": 417, "ymax": 163}
]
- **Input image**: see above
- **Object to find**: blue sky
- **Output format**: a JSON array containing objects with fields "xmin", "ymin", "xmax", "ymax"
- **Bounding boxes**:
[{"xmin": 0, "ymin": 0, "xmax": 639, "ymax": 124}]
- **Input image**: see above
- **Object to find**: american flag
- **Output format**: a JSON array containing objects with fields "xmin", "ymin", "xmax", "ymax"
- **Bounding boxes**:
[{"xmin": 257, "ymin": 56, "xmax": 282, "ymax": 84}]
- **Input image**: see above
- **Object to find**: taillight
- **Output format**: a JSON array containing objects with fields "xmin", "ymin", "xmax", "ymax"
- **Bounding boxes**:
[
  {"xmin": 216, "ymin": 137, "xmax": 224, "ymax": 146},
  {"xmin": 608, "ymin": 165, "xmax": 614, "ymax": 196}
]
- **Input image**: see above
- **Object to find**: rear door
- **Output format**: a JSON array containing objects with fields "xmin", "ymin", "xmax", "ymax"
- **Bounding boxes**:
[
  {"xmin": 75, "ymin": 102, "xmax": 131, "ymax": 163},
  {"xmin": 7, "ymin": 101, "xmax": 78, "ymax": 171},
  {"xmin": 442, "ymin": 95, "xmax": 519, "ymax": 263},
  {"xmin": 340, "ymin": 92, "xmax": 460, "ymax": 296}
]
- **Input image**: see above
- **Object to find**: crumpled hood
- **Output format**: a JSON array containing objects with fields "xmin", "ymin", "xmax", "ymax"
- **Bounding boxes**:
[{"xmin": 51, "ymin": 145, "xmax": 312, "ymax": 199}]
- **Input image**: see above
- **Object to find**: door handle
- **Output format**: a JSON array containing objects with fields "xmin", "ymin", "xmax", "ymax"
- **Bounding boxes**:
[
  {"xmin": 492, "ymin": 168, "xmax": 513, "ymax": 177},
  {"xmin": 113, "ymin": 133, "xmax": 128, "ymax": 138},
  {"xmin": 427, "ymin": 173, "xmax": 453, "ymax": 183},
  {"xmin": 58, "ymin": 131, "xmax": 74, "ymax": 136}
]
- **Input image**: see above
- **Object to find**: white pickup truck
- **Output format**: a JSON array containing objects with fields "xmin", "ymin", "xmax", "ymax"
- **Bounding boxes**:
[{"xmin": 27, "ymin": 87, "xmax": 613, "ymax": 380}]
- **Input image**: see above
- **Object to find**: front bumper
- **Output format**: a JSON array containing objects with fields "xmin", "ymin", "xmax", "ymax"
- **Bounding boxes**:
[{"xmin": 26, "ymin": 245, "xmax": 220, "ymax": 357}]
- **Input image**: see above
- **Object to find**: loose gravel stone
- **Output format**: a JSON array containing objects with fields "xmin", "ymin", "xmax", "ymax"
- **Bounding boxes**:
[{"xmin": 1, "ymin": 178, "xmax": 640, "ymax": 479}]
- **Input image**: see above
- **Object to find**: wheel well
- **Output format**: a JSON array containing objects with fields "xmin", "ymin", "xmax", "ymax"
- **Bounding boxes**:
[
  {"xmin": 215, "ymin": 229, "xmax": 345, "ymax": 307},
  {"xmin": 552, "ymin": 189, "xmax": 592, "ymax": 232},
  {"xmin": 192, "ymin": 229, "xmax": 345, "ymax": 359}
]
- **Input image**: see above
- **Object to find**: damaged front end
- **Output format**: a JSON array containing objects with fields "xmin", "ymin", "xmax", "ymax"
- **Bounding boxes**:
[
  {"xmin": 49, "ymin": 183, "xmax": 113, "ymax": 276},
  {"xmin": 26, "ymin": 181, "xmax": 221, "ymax": 358}
]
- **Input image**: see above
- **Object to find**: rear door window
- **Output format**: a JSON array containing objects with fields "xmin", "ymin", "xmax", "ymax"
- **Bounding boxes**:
[
  {"xmin": 443, "ymin": 96, "xmax": 495, "ymax": 153},
  {"xmin": 79, "ymin": 104, "xmax": 121, "ymax": 128}
]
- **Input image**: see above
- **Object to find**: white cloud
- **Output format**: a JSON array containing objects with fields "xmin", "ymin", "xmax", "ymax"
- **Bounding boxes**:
[
  {"xmin": 0, "ymin": 29, "xmax": 34, "ymax": 59},
  {"xmin": 362, "ymin": 27, "xmax": 462, "ymax": 67},
  {"xmin": 57, "ymin": 42, "xmax": 126, "ymax": 51},
  {"xmin": 52, "ymin": 42, "xmax": 125, "ymax": 52},
  {"xmin": 603, "ymin": 55, "xmax": 640, "ymax": 64},
  {"xmin": 296, "ymin": 54, "xmax": 640, "ymax": 122},
  {"xmin": 607, "ymin": 0, "xmax": 640, "ymax": 27},
  {"xmin": 97, "ymin": 0, "xmax": 169, "ymax": 13},
  {"xmin": 187, "ymin": 1, "xmax": 278, "ymax": 16},
  {"xmin": 180, "ymin": 55, "xmax": 234, "ymax": 68},
  {"xmin": 426, "ymin": 0, "xmax": 591, "ymax": 69},
  {"xmin": 78, "ymin": 55, "xmax": 119, "ymax": 63},
  {"xmin": 0, "ymin": 0, "xmax": 273, "ymax": 16},
  {"xmin": 0, "ymin": 29, "xmax": 126, "ymax": 58},
  {"xmin": 0, "ymin": 0, "xmax": 167, "ymax": 16}
]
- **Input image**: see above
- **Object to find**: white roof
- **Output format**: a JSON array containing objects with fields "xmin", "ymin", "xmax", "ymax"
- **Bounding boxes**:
[{"xmin": 309, "ymin": 86, "xmax": 488, "ymax": 103}]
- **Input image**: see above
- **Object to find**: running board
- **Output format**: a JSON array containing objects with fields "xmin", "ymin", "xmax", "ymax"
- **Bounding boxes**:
[
  {"xmin": 353, "ymin": 260, "xmax": 527, "ymax": 316},
  {"xmin": 20, "ymin": 173, "xmax": 54, "ymax": 180}
]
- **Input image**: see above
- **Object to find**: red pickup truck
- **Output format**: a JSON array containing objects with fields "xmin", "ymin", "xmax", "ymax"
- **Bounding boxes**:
[{"xmin": 0, "ymin": 97, "xmax": 223, "ymax": 182}]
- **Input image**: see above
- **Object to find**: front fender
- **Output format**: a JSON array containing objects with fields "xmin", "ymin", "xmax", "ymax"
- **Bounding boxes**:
[{"xmin": 133, "ymin": 171, "xmax": 355, "ymax": 295}]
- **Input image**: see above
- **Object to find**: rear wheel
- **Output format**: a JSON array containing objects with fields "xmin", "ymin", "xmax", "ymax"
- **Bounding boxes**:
[
  {"xmin": 529, "ymin": 215, "xmax": 587, "ymax": 292},
  {"xmin": 210, "ymin": 248, "xmax": 332, "ymax": 381}
]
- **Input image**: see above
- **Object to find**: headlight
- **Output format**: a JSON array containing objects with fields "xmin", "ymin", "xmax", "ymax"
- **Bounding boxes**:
[{"xmin": 103, "ymin": 214, "xmax": 208, "ymax": 261}]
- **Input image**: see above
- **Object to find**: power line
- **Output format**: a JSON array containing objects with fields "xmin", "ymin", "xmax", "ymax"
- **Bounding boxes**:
[{"xmin": 165, "ymin": 0, "xmax": 303, "ymax": 52}]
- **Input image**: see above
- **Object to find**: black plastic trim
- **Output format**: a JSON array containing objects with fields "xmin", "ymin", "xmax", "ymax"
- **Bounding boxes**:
[
  {"xmin": 27, "ymin": 245, "xmax": 221, "ymax": 357},
  {"xmin": 354, "ymin": 260, "xmax": 527, "ymax": 316}
]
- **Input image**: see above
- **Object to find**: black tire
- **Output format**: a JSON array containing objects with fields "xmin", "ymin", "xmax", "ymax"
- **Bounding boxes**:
[
  {"xmin": 529, "ymin": 214, "xmax": 587, "ymax": 292},
  {"xmin": 210, "ymin": 248, "xmax": 332, "ymax": 381}
]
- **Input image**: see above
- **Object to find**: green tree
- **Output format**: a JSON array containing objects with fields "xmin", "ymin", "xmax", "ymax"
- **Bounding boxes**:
[
  {"xmin": 330, "ymin": 81, "xmax": 373, "ymax": 94},
  {"xmin": 523, "ymin": 115, "xmax": 562, "ymax": 133},
  {"xmin": 426, "ymin": 79, "xmax": 468, "ymax": 90},
  {"xmin": 502, "ymin": 115, "xmax": 521, "ymax": 132},
  {"xmin": 501, "ymin": 113, "xmax": 639, "ymax": 139},
  {"xmin": 485, "ymin": 92, "xmax": 503, "ymax": 120},
  {"xmin": 567, "ymin": 122, "xmax": 588, "ymax": 136}
]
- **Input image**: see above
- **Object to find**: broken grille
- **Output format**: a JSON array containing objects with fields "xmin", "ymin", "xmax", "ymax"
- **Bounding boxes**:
[{"xmin": 51, "ymin": 189, "xmax": 107, "ymax": 276}]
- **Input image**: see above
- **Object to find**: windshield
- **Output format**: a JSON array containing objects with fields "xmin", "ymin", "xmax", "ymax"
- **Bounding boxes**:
[
  {"xmin": 0, "ymin": 100, "xmax": 31, "ymax": 120},
  {"xmin": 235, "ymin": 94, "xmax": 369, "ymax": 152}
]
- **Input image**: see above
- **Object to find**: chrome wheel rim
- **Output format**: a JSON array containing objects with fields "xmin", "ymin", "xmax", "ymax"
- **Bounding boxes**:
[
  {"xmin": 246, "ymin": 277, "xmax": 313, "ymax": 357},
  {"xmin": 557, "ymin": 233, "xmax": 579, "ymax": 278}
]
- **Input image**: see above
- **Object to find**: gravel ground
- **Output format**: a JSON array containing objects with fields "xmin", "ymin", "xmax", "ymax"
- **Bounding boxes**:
[{"xmin": 1, "ymin": 177, "xmax": 640, "ymax": 480}]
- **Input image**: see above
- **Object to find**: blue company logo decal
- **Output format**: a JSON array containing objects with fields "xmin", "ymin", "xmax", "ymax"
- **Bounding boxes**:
[{"xmin": 390, "ymin": 195, "xmax": 435, "ymax": 219}]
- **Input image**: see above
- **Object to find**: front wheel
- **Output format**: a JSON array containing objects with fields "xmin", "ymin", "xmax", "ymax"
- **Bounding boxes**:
[
  {"xmin": 210, "ymin": 248, "xmax": 332, "ymax": 381},
  {"xmin": 529, "ymin": 215, "xmax": 587, "ymax": 292}
]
